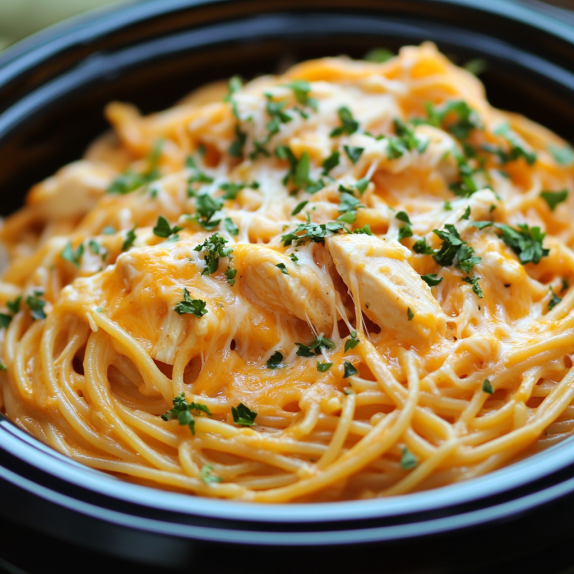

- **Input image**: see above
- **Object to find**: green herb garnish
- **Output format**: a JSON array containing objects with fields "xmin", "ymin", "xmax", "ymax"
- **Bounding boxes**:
[
  {"xmin": 540, "ymin": 189, "xmax": 568, "ymax": 212},
  {"xmin": 343, "ymin": 361, "xmax": 358, "ymax": 378},
  {"xmin": 231, "ymin": 403, "xmax": 257, "ymax": 426},
  {"xmin": 174, "ymin": 288, "xmax": 208, "ymax": 317},
  {"xmin": 267, "ymin": 351, "xmax": 284, "ymax": 369}
]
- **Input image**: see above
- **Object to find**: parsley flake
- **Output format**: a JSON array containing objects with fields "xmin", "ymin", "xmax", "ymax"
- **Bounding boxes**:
[
  {"xmin": 317, "ymin": 361, "xmax": 333, "ymax": 372},
  {"xmin": 225, "ymin": 268, "xmax": 237, "ymax": 286},
  {"xmin": 344, "ymin": 331, "xmax": 359, "ymax": 352},
  {"xmin": 330, "ymin": 106, "xmax": 359, "ymax": 137},
  {"xmin": 281, "ymin": 220, "xmax": 344, "ymax": 246},
  {"xmin": 407, "ymin": 307, "xmax": 414, "ymax": 321},
  {"xmin": 460, "ymin": 206, "xmax": 471, "ymax": 220},
  {"xmin": 398, "ymin": 224, "xmax": 413, "ymax": 241},
  {"xmin": 421, "ymin": 273, "xmax": 443, "ymax": 287},
  {"xmin": 276, "ymin": 263, "xmax": 289, "ymax": 275},
  {"xmin": 291, "ymin": 200, "xmax": 309, "ymax": 216},
  {"xmin": 548, "ymin": 144, "xmax": 574, "ymax": 166},
  {"xmin": 153, "ymin": 216, "xmax": 183, "ymax": 239},
  {"xmin": 161, "ymin": 392, "xmax": 211, "ymax": 435},
  {"xmin": 231, "ymin": 403, "xmax": 257, "ymax": 426},
  {"xmin": 200, "ymin": 464, "xmax": 223, "ymax": 484},
  {"xmin": 463, "ymin": 276, "xmax": 484, "ymax": 298},
  {"xmin": 344, "ymin": 146, "xmax": 364, "ymax": 164},
  {"xmin": 26, "ymin": 291, "xmax": 47, "ymax": 321},
  {"xmin": 400, "ymin": 447, "xmax": 418, "ymax": 470},
  {"xmin": 494, "ymin": 223, "xmax": 549, "ymax": 265},
  {"xmin": 223, "ymin": 217, "xmax": 239, "ymax": 236},
  {"xmin": 193, "ymin": 194, "xmax": 223, "ymax": 230},
  {"xmin": 396, "ymin": 211, "xmax": 411, "ymax": 224},
  {"xmin": 322, "ymin": 151, "xmax": 340, "ymax": 175},
  {"xmin": 267, "ymin": 351, "xmax": 284, "ymax": 369},
  {"xmin": 194, "ymin": 233, "xmax": 233, "ymax": 276},
  {"xmin": 540, "ymin": 189, "xmax": 568, "ymax": 212},
  {"xmin": 482, "ymin": 379, "xmax": 494, "ymax": 394},
  {"xmin": 174, "ymin": 288, "xmax": 208, "ymax": 317},
  {"xmin": 296, "ymin": 335, "xmax": 336, "ymax": 357},
  {"xmin": 364, "ymin": 48, "xmax": 394, "ymax": 63},
  {"xmin": 343, "ymin": 361, "xmax": 358, "ymax": 378},
  {"xmin": 548, "ymin": 286, "xmax": 562, "ymax": 311},
  {"xmin": 61, "ymin": 241, "xmax": 84, "ymax": 268},
  {"xmin": 122, "ymin": 227, "xmax": 137, "ymax": 252}
]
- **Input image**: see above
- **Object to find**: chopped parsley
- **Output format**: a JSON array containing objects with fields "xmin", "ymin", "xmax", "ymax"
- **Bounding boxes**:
[
  {"xmin": 322, "ymin": 151, "xmax": 340, "ymax": 175},
  {"xmin": 548, "ymin": 286, "xmax": 562, "ymax": 311},
  {"xmin": 200, "ymin": 464, "xmax": 223, "ymax": 484},
  {"xmin": 495, "ymin": 223, "xmax": 549, "ymax": 265},
  {"xmin": 286, "ymin": 80, "xmax": 318, "ymax": 110},
  {"xmin": 276, "ymin": 263, "xmax": 289, "ymax": 275},
  {"xmin": 7, "ymin": 297, "xmax": 21, "ymax": 316},
  {"xmin": 463, "ymin": 58, "xmax": 488, "ymax": 76},
  {"xmin": 459, "ymin": 206, "xmax": 471, "ymax": 220},
  {"xmin": 26, "ymin": 291, "xmax": 47, "ymax": 321},
  {"xmin": 194, "ymin": 233, "xmax": 233, "ymax": 276},
  {"xmin": 344, "ymin": 331, "xmax": 360, "ymax": 352},
  {"xmin": 432, "ymin": 224, "xmax": 480, "ymax": 272},
  {"xmin": 407, "ymin": 307, "xmax": 414, "ymax": 321},
  {"xmin": 108, "ymin": 140, "xmax": 163, "ymax": 194},
  {"xmin": 449, "ymin": 154, "xmax": 480, "ymax": 197},
  {"xmin": 174, "ymin": 288, "xmax": 208, "ymax": 317},
  {"xmin": 122, "ymin": 227, "xmax": 137, "ymax": 251},
  {"xmin": 267, "ymin": 351, "xmax": 284, "ymax": 369},
  {"xmin": 387, "ymin": 118, "xmax": 428, "ymax": 158},
  {"xmin": 231, "ymin": 403, "xmax": 257, "ymax": 426},
  {"xmin": 290, "ymin": 253, "xmax": 299, "ymax": 264},
  {"xmin": 291, "ymin": 200, "xmax": 309, "ymax": 216},
  {"xmin": 224, "ymin": 75, "xmax": 243, "ymax": 119},
  {"xmin": 229, "ymin": 125, "xmax": 247, "ymax": 158},
  {"xmin": 161, "ymin": 392, "xmax": 211, "ymax": 435},
  {"xmin": 398, "ymin": 224, "xmax": 413, "ymax": 241},
  {"xmin": 330, "ymin": 106, "xmax": 359, "ymax": 137},
  {"xmin": 223, "ymin": 217, "xmax": 239, "ymax": 236},
  {"xmin": 483, "ymin": 123, "xmax": 537, "ymax": 166},
  {"xmin": 88, "ymin": 240, "xmax": 100, "ymax": 255},
  {"xmin": 355, "ymin": 177, "xmax": 370, "ymax": 194},
  {"xmin": 317, "ymin": 361, "xmax": 333, "ymax": 372},
  {"xmin": 540, "ymin": 189, "xmax": 568, "ymax": 212},
  {"xmin": 482, "ymin": 379, "xmax": 494, "ymax": 394},
  {"xmin": 421, "ymin": 273, "xmax": 443, "ymax": 287},
  {"xmin": 296, "ymin": 335, "xmax": 336, "ymax": 357},
  {"xmin": 548, "ymin": 144, "xmax": 574, "ymax": 166},
  {"xmin": 343, "ymin": 361, "xmax": 358, "ymax": 378},
  {"xmin": 0, "ymin": 361, "xmax": 6, "ymax": 371},
  {"xmin": 153, "ymin": 216, "xmax": 182, "ymax": 239},
  {"xmin": 281, "ymin": 219, "xmax": 344, "ymax": 246},
  {"xmin": 278, "ymin": 148, "xmax": 324, "ymax": 193},
  {"xmin": 225, "ymin": 268, "xmax": 237, "ymax": 286},
  {"xmin": 400, "ymin": 447, "xmax": 418, "ymax": 470},
  {"xmin": 354, "ymin": 224, "xmax": 373, "ymax": 235},
  {"xmin": 0, "ymin": 296, "xmax": 22, "ymax": 328},
  {"xmin": 422, "ymin": 100, "xmax": 481, "ymax": 140},
  {"xmin": 364, "ymin": 47, "xmax": 394, "ymax": 63},
  {"xmin": 61, "ymin": 241, "xmax": 84, "ymax": 268},
  {"xmin": 193, "ymin": 193, "xmax": 223, "ymax": 231},
  {"xmin": 463, "ymin": 276, "xmax": 484, "ymax": 298},
  {"xmin": 396, "ymin": 211, "xmax": 411, "ymax": 224},
  {"xmin": 343, "ymin": 145, "xmax": 364, "ymax": 164}
]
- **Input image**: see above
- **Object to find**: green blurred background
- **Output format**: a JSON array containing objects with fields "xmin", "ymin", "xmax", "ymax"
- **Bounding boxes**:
[
  {"xmin": 0, "ymin": 0, "xmax": 121, "ymax": 50},
  {"xmin": 0, "ymin": 0, "xmax": 572, "ymax": 51}
]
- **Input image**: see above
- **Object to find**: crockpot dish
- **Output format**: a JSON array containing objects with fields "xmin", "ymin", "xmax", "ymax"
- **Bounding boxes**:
[{"xmin": 1, "ymin": 43, "xmax": 573, "ymax": 502}]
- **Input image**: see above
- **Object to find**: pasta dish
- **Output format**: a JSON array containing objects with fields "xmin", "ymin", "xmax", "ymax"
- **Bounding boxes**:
[{"xmin": 1, "ymin": 43, "xmax": 573, "ymax": 502}]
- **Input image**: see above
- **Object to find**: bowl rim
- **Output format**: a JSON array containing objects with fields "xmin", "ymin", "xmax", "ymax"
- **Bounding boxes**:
[{"xmin": 2, "ymin": 0, "xmax": 574, "ymax": 545}]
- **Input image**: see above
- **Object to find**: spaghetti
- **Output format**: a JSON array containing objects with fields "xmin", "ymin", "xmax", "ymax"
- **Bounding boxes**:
[{"xmin": 1, "ymin": 43, "xmax": 574, "ymax": 502}]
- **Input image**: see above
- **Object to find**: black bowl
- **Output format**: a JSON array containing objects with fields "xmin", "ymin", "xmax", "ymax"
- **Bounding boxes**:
[{"xmin": 3, "ymin": 1, "xmax": 574, "ymax": 573}]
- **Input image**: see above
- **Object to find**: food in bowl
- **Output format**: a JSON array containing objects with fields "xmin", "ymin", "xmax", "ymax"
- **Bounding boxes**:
[{"xmin": 1, "ymin": 43, "xmax": 573, "ymax": 502}]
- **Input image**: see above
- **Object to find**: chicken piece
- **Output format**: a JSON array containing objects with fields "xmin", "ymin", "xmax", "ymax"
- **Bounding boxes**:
[
  {"xmin": 234, "ymin": 244, "xmax": 335, "ymax": 332},
  {"xmin": 327, "ymin": 234, "xmax": 446, "ymax": 344},
  {"xmin": 26, "ymin": 160, "xmax": 116, "ymax": 220}
]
